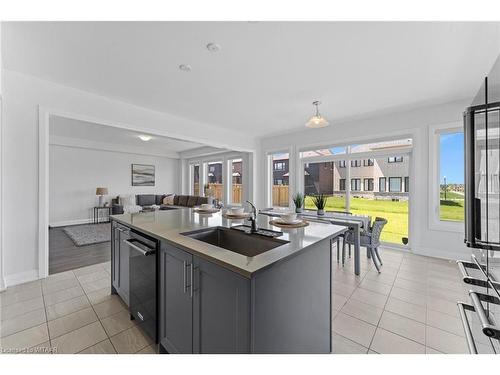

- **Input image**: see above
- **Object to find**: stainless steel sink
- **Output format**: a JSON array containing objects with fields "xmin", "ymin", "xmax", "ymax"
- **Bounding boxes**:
[{"xmin": 181, "ymin": 226, "xmax": 289, "ymax": 257}]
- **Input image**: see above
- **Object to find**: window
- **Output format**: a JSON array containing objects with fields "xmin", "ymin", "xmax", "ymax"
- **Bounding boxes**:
[
  {"xmin": 270, "ymin": 152, "xmax": 289, "ymax": 207},
  {"xmin": 438, "ymin": 131, "xmax": 464, "ymax": 222},
  {"xmin": 192, "ymin": 164, "xmax": 200, "ymax": 196},
  {"xmin": 339, "ymin": 179, "xmax": 346, "ymax": 191},
  {"xmin": 274, "ymin": 162, "xmax": 285, "ymax": 171},
  {"xmin": 389, "ymin": 177, "xmax": 402, "ymax": 192},
  {"xmin": 351, "ymin": 178, "xmax": 361, "ymax": 191},
  {"xmin": 379, "ymin": 177, "xmax": 386, "ymax": 192},
  {"xmin": 231, "ymin": 158, "xmax": 243, "ymax": 204},
  {"xmin": 404, "ymin": 177, "xmax": 409, "ymax": 193},
  {"xmin": 297, "ymin": 137, "xmax": 412, "ymax": 245},
  {"xmin": 364, "ymin": 178, "xmax": 374, "ymax": 191},
  {"xmin": 388, "ymin": 156, "xmax": 404, "ymax": 163},
  {"xmin": 206, "ymin": 161, "xmax": 223, "ymax": 200}
]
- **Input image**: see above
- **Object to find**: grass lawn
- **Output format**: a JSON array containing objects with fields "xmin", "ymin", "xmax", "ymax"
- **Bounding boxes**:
[
  {"xmin": 304, "ymin": 196, "xmax": 408, "ymax": 244},
  {"xmin": 439, "ymin": 190, "xmax": 464, "ymax": 221}
]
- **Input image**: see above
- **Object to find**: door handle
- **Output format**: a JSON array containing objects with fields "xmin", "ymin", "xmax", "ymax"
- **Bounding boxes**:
[
  {"xmin": 183, "ymin": 261, "xmax": 187, "ymax": 293},
  {"xmin": 123, "ymin": 239, "xmax": 155, "ymax": 256},
  {"xmin": 190, "ymin": 263, "xmax": 195, "ymax": 298}
]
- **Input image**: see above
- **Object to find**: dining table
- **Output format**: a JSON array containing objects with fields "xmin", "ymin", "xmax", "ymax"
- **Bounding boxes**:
[{"xmin": 259, "ymin": 209, "xmax": 371, "ymax": 276}]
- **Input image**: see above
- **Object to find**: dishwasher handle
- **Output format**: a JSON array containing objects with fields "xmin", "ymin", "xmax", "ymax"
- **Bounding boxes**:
[{"xmin": 124, "ymin": 238, "xmax": 156, "ymax": 256}]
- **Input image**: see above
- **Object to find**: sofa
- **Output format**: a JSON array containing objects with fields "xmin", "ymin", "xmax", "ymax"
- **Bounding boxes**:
[{"xmin": 111, "ymin": 194, "xmax": 208, "ymax": 214}]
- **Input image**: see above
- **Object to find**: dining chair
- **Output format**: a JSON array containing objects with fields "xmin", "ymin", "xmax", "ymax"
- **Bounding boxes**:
[{"xmin": 342, "ymin": 217, "xmax": 387, "ymax": 273}]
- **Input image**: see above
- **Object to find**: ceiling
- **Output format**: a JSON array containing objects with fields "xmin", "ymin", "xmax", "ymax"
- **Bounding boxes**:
[
  {"xmin": 49, "ymin": 115, "xmax": 205, "ymax": 153},
  {"xmin": 4, "ymin": 22, "xmax": 500, "ymax": 137}
]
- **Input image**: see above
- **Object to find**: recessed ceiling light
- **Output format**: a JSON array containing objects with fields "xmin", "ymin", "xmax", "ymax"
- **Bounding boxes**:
[
  {"xmin": 179, "ymin": 64, "xmax": 192, "ymax": 72},
  {"xmin": 206, "ymin": 43, "xmax": 221, "ymax": 52},
  {"xmin": 138, "ymin": 135, "xmax": 152, "ymax": 141}
]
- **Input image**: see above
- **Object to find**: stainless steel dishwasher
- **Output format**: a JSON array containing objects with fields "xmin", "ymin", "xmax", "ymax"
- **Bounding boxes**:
[{"xmin": 125, "ymin": 230, "xmax": 159, "ymax": 343}]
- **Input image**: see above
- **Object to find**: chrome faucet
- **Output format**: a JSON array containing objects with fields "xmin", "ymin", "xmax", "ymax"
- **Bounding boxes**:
[{"xmin": 246, "ymin": 201, "xmax": 258, "ymax": 233}]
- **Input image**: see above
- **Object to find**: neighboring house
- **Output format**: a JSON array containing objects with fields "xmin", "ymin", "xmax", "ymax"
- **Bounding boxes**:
[
  {"xmin": 232, "ymin": 160, "xmax": 242, "ymax": 184},
  {"xmin": 304, "ymin": 140, "xmax": 411, "ymax": 199},
  {"xmin": 207, "ymin": 163, "xmax": 223, "ymax": 184},
  {"xmin": 304, "ymin": 162, "xmax": 334, "ymax": 195},
  {"xmin": 334, "ymin": 156, "xmax": 410, "ymax": 199},
  {"xmin": 272, "ymin": 155, "xmax": 289, "ymax": 185}
]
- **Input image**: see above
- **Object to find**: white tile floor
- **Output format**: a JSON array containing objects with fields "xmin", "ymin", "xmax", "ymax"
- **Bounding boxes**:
[
  {"xmin": 0, "ymin": 262, "xmax": 155, "ymax": 354},
  {"xmin": 0, "ymin": 246, "xmax": 477, "ymax": 354},
  {"xmin": 331, "ymin": 245, "xmax": 472, "ymax": 354}
]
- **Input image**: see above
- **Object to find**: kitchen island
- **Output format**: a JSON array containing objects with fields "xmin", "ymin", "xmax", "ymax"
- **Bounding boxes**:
[{"xmin": 110, "ymin": 209, "xmax": 346, "ymax": 354}]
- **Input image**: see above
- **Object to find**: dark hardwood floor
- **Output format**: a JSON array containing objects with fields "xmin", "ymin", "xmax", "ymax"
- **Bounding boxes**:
[{"xmin": 49, "ymin": 226, "xmax": 111, "ymax": 275}]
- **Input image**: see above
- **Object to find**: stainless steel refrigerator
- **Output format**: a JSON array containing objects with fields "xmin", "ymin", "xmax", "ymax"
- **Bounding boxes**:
[{"xmin": 460, "ymin": 54, "xmax": 500, "ymax": 353}]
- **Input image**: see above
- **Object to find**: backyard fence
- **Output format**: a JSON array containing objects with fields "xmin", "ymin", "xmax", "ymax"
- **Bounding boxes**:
[
  {"xmin": 205, "ymin": 183, "xmax": 243, "ymax": 203},
  {"xmin": 272, "ymin": 185, "xmax": 290, "ymax": 207}
]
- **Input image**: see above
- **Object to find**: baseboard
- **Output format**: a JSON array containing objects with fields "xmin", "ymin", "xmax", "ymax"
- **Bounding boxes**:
[
  {"xmin": 411, "ymin": 245, "xmax": 470, "ymax": 262},
  {"xmin": 4, "ymin": 269, "xmax": 40, "ymax": 288},
  {"xmin": 49, "ymin": 218, "xmax": 93, "ymax": 227}
]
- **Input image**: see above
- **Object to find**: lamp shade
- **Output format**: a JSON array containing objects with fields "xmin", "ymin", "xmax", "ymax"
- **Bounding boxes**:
[{"xmin": 96, "ymin": 187, "xmax": 108, "ymax": 196}]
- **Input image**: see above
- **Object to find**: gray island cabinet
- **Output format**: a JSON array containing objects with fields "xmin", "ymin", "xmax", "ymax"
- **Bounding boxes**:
[{"xmin": 110, "ymin": 210, "xmax": 346, "ymax": 354}]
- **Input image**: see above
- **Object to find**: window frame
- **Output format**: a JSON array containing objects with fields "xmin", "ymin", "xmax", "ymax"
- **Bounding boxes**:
[
  {"xmin": 404, "ymin": 176, "xmax": 409, "ymax": 193},
  {"xmin": 428, "ymin": 122, "xmax": 464, "ymax": 233},
  {"xmin": 339, "ymin": 178, "xmax": 346, "ymax": 191},
  {"xmin": 388, "ymin": 156, "xmax": 404, "ymax": 163},
  {"xmin": 364, "ymin": 178, "xmax": 374, "ymax": 191},
  {"xmin": 379, "ymin": 177, "xmax": 386, "ymax": 192},
  {"xmin": 351, "ymin": 178, "xmax": 361, "ymax": 191},
  {"xmin": 389, "ymin": 177, "xmax": 402, "ymax": 192}
]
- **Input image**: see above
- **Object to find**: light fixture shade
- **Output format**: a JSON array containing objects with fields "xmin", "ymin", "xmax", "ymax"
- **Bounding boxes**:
[
  {"xmin": 306, "ymin": 115, "xmax": 329, "ymax": 128},
  {"xmin": 305, "ymin": 101, "xmax": 330, "ymax": 128},
  {"xmin": 138, "ymin": 135, "xmax": 152, "ymax": 141},
  {"xmin": 96, "ymin": 187, "xmax": 108, "ymax": 196}
]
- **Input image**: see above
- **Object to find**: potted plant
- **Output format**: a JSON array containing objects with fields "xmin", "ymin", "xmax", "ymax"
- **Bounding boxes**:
[
  {"xmin": 292, "ymin": 192, "xmax": 304, "ymax": 213},
  {"xmin": 311, "ymin": 194, "xmax": 327, "ymax": 216}
]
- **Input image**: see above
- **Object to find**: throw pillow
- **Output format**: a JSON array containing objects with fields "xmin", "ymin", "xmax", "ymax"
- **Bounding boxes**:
[
  {"xmin": 119, "ymin": 194, "xmax": 135, "ymax": 207},
  {"xmin": 163, "ymin": 194, "xmax": 175, "ymax": 205}
]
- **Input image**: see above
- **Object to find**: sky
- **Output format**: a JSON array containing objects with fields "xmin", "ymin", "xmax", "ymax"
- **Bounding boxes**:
[{"xmin": 440, "ymin": 132, "xmax": 464, "ymax": 184}]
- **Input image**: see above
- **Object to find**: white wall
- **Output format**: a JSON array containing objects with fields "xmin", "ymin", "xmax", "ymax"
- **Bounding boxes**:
[
  {"xmin": 0, "ymin": 69, "xmax": 257, "ymax": 286},
  {"xmin": 49, "ymin": 145, "xmax": 179, "ymax": 226},
  {"xmin": 258, "ymin": 99, "xmax": 472, "ymax": 261},
  {"xmin": 0, "ymin": 23, "xmax": 5, "ymax": 291}
]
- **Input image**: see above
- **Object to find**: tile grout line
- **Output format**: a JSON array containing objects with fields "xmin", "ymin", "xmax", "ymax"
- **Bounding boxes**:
[
  {"xmin": 365, "ymin": 251, "xmax": 403, "ymax": 351},
  {"xmin": 73, "ymin": 263, "xmax": 120, "ymax": 354},
  {"xmin": 39, "ymin": 276, "xmax": 52, "ymax": 351}
]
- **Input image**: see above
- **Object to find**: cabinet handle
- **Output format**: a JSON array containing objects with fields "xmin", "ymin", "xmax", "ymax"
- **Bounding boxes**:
[
  {"xmin": 183, "ymin": 261, "xmax": 187, "ymax": 294},
  {"xmin": 190, "ymin": 263, "xmax": 194, "ymax": 298}
]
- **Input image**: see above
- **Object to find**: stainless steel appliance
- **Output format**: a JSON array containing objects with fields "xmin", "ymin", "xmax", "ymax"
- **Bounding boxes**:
[
  {"xmin": 459, "ymin": 54, "xmax": 500, "ymax": 354},
  {"xmin": 125, "ymin": 230, "xmax": 159, "ymax": 343}
]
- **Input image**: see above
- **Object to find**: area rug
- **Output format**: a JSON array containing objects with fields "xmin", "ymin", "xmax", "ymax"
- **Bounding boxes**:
[{"xmin": 63, "ymin": 223, "xmax": 111, "ymax": 246}]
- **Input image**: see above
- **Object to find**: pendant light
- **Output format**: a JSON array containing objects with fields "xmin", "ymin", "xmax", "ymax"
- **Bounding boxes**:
[{"xmin": 305, "ymin": 101, "xmax": 329, "ymax": 128}]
